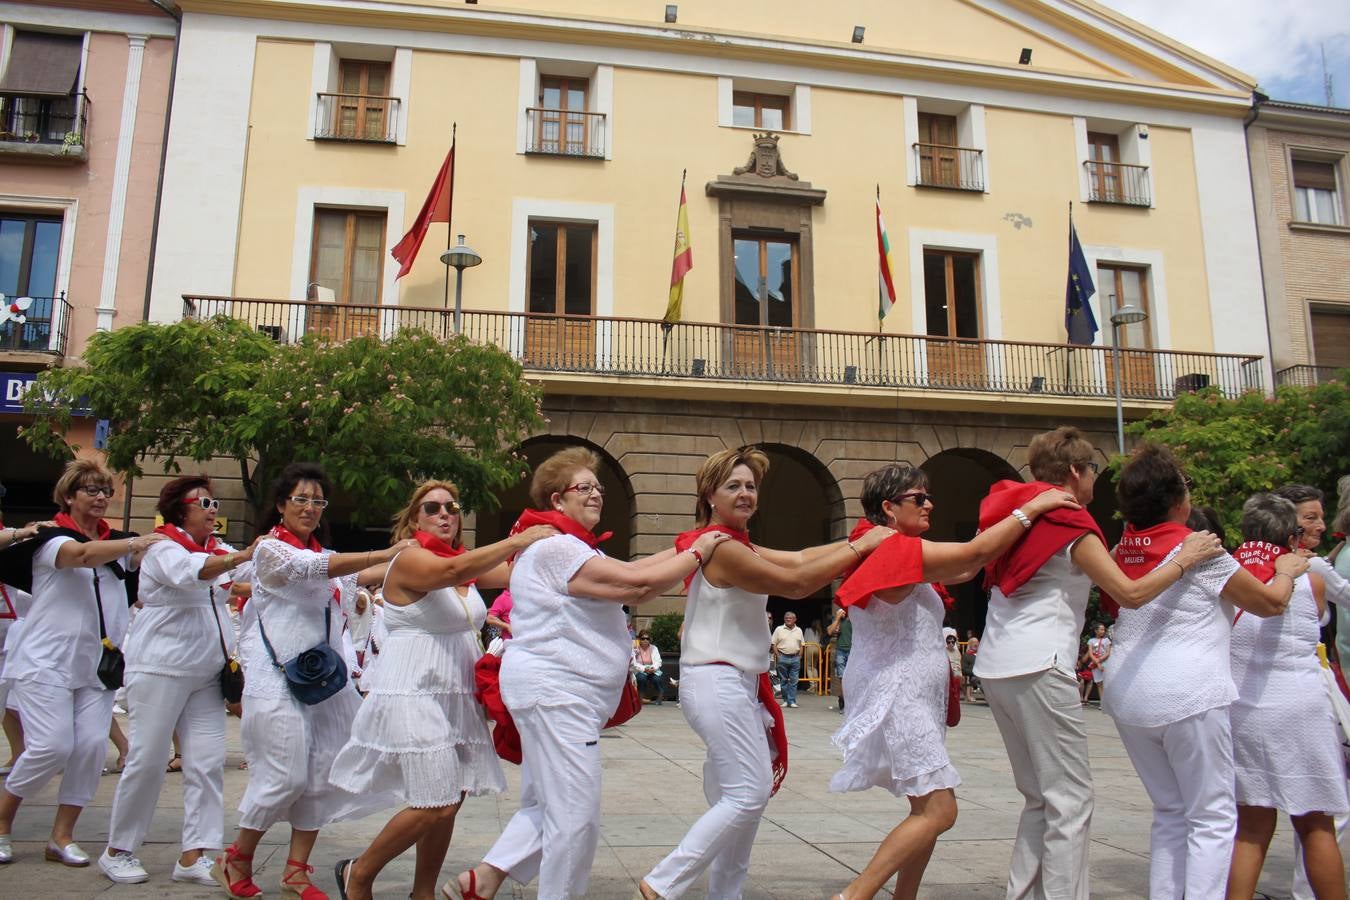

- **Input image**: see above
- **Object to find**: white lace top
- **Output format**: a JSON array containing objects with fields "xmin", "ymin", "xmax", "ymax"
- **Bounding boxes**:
[
  {"xmin": 126, "ymin": 540, "xmax": 243, "ymax": 678},
  {"xmin": 1102, "ymin": 548, "xmax": 1240, "ymax": 727},
  {"xmin": 681, "ymin": 569, "xmax": 771, "ymax": 673},
  {"xmin": 239, "ymin": 538, "xmax": 356, "ymax": 700}
]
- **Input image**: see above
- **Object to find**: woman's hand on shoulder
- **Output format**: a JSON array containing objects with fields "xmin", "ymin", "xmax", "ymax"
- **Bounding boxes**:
[
  {"xmin": 1275, "ymin": 551, "xmax": 1310, "ymax": 580},
  {"xmin": 853, "ymin": 526, "xmax": 896, "ymax": 554},
  {"xmin": 1021, "ymin": 488, "xmax": 1081, "ymax": 517},
  {"xmin": 512, "ymin": 524, "xmax": 559, "ymax": 549},
  {"xmin": 1176, "ymin": 530, "xmax": 1224, "ymax": 567},
  {"xmin": 691, "ymin": 530, "xmax": 731, "ymax": 559}
]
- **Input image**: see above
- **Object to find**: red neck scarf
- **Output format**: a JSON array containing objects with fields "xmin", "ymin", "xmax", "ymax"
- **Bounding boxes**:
[
  {"xmin": 155, "ymin": 523, "xmax": 227, "ymax": 556},
  {"xmin": 55, "ymin": 511, "xmax": 111, "ymax": 541},
  {"xmin": 413, "ymin": 529, "xmax": 477, "ymax": 586},
  {"xmin": 1233, "ymin": 540, "xmax": 1286, "ymax": 584},
  {"xmin": 979, "ymin": 480, "xmax": 1104, "ymax": 597},
  {"xmin": 1102, "ymin": 521, "xmax": 1192, "ymax": 616},
  {"xmin": 835, "ymin": 519, "xmax": 925, "ymax": 609},
  {"xmin": 269, "ymin": 525, "xmax": 339, "ymax": 605},
  {"xmin": 674, "ymin": 524, "xmax": 753, "ymax": 589},
  {"xmin": 509, "ymin": 509, "xmax": 611, "ymax": 550},
  {"xmin": 0, "ymin": 584, "xmax": 13, "ymax": 621}
]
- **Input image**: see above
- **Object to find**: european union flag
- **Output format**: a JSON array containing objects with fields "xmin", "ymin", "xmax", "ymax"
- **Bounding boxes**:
[{"xmin": 1065, "ymin": 217, "xmax": 1098, "ymax": 345}]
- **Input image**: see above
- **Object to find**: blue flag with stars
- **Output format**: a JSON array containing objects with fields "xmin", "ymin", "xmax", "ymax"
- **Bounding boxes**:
[{"xmin": 1065, "ymin": 216, "xmax": 1098, "ymax": 345}]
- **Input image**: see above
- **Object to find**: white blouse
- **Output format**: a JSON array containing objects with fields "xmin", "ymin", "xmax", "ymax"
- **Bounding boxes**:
[
  {"xmin": 239, "ymin": 538, "xmax": 355, "ymax": 700},
  {"xmin": 975, "ymin": 542, "xmax": 1092, "ymax": 680},
  {"xmin": 681, "ymin": 570, "xmax": 770, "ymax": 673},
  {"xmin": 1102, "ymin": 548, "xmax": 1240, "ymax": 727},
  {"xmin": 126, "ymin": 540, "xmax": 244, "ymax": 679},
  {"xmin": 6, "ymin": 537, "xmax": 131, "ymax": 689}
]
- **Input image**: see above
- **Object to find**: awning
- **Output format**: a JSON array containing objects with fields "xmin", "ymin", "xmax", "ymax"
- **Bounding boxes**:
[{"xmin": 0, "ymin": 31, "xmax": 82, "ymax": 97}]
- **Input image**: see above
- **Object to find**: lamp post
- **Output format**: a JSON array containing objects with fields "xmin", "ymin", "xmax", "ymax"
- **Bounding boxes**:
[
  {"xmin": 1109, "ymin": 295, "xmax": 1148, "ymax": 455},
  {"xmin": 440, "ymin": 234, "xmax": 482, "ymax": 335}
]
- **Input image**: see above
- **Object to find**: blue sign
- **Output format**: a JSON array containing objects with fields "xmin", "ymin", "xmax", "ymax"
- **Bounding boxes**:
[
  {"xmin": 94, "ymin": 419, "xmax": 110, "ymax": 449},
  {"xmin": 1, "ymin": 371, "xmax": 90, "ymax": 416}
]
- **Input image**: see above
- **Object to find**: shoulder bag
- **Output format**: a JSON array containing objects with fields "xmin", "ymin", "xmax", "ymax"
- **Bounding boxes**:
[
  {"xmin": 91, "ymin": 569, "xmax": 125, "ymax": 691},
  {"xmin": 210, "ymin": 585, "xmax": 245, "ymax": 703},
  {"xmin": 257, "ymin": 601, "xmax": 347, "ymax": 706}
]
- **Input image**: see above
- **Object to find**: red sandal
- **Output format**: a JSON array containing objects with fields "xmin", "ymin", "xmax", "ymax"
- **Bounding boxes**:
[
  {"xmin": 441, "ymin": 868, "xmax": 489, "ymax": 900},
  {"xmin": 210, "ymin": 843, "xmax": 262, "ymax": 899},
  {"xmin": 281, "ymin": 858, "xmax": 330, "ymax": 900}
]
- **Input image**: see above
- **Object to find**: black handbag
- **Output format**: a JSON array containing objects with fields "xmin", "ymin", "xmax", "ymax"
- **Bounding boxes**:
[
  {"xmin": 210, "ymin": 586, "xmax": 244, "ymax": 703},
  {"xmin": 91, "ymin": 569, "xmax": 125, "ymax": 691},
  {"xmin": 258, "ymin": 601, "xmax": 347, "ymax": 706}
]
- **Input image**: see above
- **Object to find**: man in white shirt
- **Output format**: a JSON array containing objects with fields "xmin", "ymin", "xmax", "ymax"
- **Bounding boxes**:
[{"xmin": 771, "ymin": 612, "xmax": 805, "ymax": 708}]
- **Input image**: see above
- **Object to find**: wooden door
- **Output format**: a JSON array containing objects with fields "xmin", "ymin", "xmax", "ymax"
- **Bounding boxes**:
[
  {"xmin": 524, "ymin": 221, "xmax": 596, "ymax": 366},
  {"xmin": 308, "ymin": 209, "xmax": 384, "ymax": 340},
  {"xmin": 923, "ymin": 250, "xmax": 983, "ymax": 385},
  {"xmin": 1098, "ymin": 264, "xmax": 1155, "ymax": 395},
  {"xmin": 336, "ymin": 61, "xmax": 390, "ymax": 140},
  {"xmin": 731, "ymin": 236, "xmax": 799, "ymax": 378}
]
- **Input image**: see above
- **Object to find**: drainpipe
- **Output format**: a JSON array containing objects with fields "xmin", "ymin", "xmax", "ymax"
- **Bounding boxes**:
[
  {"xmin": 1242, "ymin": 89, "xmax": 1278, "ymax": 394},
  {"xmin": 139, "ymin": 0, "xmax": 181, "ymax": 324}
]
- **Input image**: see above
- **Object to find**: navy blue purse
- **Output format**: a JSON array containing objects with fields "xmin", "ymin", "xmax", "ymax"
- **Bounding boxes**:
[{"xmin": 258, "ymin": 602, "xmax": 347, "ymax": 706}]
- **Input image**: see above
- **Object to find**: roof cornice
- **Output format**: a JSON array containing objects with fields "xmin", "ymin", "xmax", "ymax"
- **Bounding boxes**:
[{"xmin": 1252, "ymin": 101, "xmax": 1350, "ymax": 139}]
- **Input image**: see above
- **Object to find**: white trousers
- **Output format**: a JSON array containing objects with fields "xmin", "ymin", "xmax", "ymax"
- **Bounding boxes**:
[
  {"xmin": 5, "ymin": 680, "xmax": 115, "ymax": 807},
  {"xmin": 982, "ymin": 668, "xmax": 1093, "ymax": 900},
  {"xmin": 645, "ymin": 664, "xmax": 772, "ymax": 900},
  {"xmin": 483, "ymin": 703, "xmax": 605, "ymax": 900},
  {"xmin": 1114, "ymin": 706, "xmax": 1236, "ymax": 900},
  {"xmin": 1291, "ymin": 814, "xmax": 1348, "ymax": 900},
  {"xmin": 107, "ymin": 670, "xmax": 225, "ymax": 853}
]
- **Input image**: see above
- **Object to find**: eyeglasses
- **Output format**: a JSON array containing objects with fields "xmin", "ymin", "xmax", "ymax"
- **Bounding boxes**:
[
  {"xmin": 1083, "ymin": 462, "xmax": 1101, "ymax": 475},
  {"xmin": 1293, "ymin": 526, "xmax": 1306, "ymax": 537},
  {"xmin": 79, "ymin": 485, "xmax": 115, "ymax": 498},
  {"xmin": 562, "ymin": 482, "xmax": 605, "ymax": 498},
  {"xmin": 286, "ymin": 496, "xmax": 329, "ymax": 509},
  {"xmin": 1181, "ymin": 475, "xmax": 1194, "ymax": 490},
  {"xmin": 893, "ymin": 492, "xmax": 934, "ymax": 507},
  {"xmin": 184, "ymin": 497, "xmax": 221, "ymax": 511},
  {"xmin": 419, "ymin": 499, "xmax": 461, "ymax": 517}
]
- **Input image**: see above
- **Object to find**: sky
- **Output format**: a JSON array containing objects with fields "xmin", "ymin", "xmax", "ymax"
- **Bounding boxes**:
[{"xmin": 1100, "ymin": 1, "xmax": 1350, "ymax": 107}]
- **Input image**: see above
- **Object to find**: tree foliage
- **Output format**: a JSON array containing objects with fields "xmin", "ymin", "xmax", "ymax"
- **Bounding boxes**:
[
  {"xmin": 22, "ymin": 317, "xmax": 545, "ymax": 528},
  {"xmin": 1122, "ymin": 376, "xmax": 1350, "ymax": 543}
]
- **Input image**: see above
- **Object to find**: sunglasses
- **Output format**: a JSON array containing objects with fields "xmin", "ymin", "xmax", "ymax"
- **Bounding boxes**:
[
  {"xmin": 287, "ymin": 496, "xmax": 329, "ymax": 509},
  {"xmin": 893, "ymin": 492, "xmax": 934, "ymax": 507},
  {"xmin": 562, "ymin": 482, "xmax": 605, "ymax": 498},
  {"xmin": 184, "ymin": 496, "xmax": 221, "ymax": 511},
  {"xmin": 79, "ymin": 484, "xmax": 115, "ymax": 498},
  {"xmin": 420, "ymin": 499, "xmax": 461, "ymax": 517}
]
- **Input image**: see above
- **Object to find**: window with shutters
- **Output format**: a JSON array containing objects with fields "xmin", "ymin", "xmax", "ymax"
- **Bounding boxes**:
[{"xmin": 1291, "ymin": 157, "xmax": 1343, "ymax": 225}]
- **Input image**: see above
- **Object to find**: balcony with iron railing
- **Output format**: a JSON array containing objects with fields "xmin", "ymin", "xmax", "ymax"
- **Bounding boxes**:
[
  {"xmin": 182, "ymin": 296, "xmax": 1267, "ymax": 404},
  {"xmin": 0, "ymin": 91, "xmax": 89, "ymax": 163},
  {"xmin": 1275, "ymin": 364, "xmax": 1345, "ymax": 388},
  {"xmin": 524, "ymin": 107, "xmax": 606, "ymax": 158},
  {"xmin": 1084, "ymin": 160, "xmax": 1151, "ymax": 207},
  {"xmin": 913, "ymin": 143, "xmax": 984, "ymax": 191},
  {"xmin": 314, "ymin": 93, "xmax": 400, "ymax": 143},
  {"xmin": 0, "ymin": 293, "xmax": 73, "ymax": 359}
]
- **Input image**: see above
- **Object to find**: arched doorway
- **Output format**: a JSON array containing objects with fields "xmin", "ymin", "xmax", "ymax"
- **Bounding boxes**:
[{"xmin": 920, "ymin": 448, "xmax": 1021, "ymax": 639}]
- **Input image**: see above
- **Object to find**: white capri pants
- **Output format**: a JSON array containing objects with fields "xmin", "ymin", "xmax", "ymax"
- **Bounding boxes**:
[
  {"xmin": 4, "ymin": 680, "xmax": 115, "ymax": 808},
  {"xmin": 107, "ymin": 670, "xmax": 226, "ymax": 853},
  {"xmin": 484, "ymin": 703, "xmax": 606, "ymax": 900},
  {"xmin": 1114, "ymin": 706, "xmax": 1237, "ymax": 900},
  {"xmin": 645, "ymin": 663, "xmax": 773, "ymax": 900}
]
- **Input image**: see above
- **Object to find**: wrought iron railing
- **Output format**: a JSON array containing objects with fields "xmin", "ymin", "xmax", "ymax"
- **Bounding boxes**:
[
  {"xmin": 0, "ymin": 91, "xmax": 88, "ymax": 147},
  {"xmin": 181, "ymin": 296, "xmax": 1266, "ymax": 402},
  {"xmin": 524, "ymin": 107, "xmax": 605, "ymax": 158},
  {"xmin": 0, "ymin": 293, "xmax": 72, "ymax": 356},
  {"xmin": 913, "ymin": 143, "xmax": 984, "ymax": 191},
  {"xmin": 1084, "ymin": 160, "xmax": 1151, "ymax": 206},
  {"xmin": 315, "ymin": 93, "xmax": 400, "ymax": 143},
  {"xmin": 1275, "ymin": 365, "xmax": 1344, "ymax": 388}
]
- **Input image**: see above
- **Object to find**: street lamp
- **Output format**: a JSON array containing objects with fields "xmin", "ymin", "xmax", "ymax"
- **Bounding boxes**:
[
  {"xmin": 1109, "ymin": 297, "xmax": 1149, "ymax": 455},
  {"xmin": 440, "ymin": 234, "xmax": 482, "ymax": 335}
]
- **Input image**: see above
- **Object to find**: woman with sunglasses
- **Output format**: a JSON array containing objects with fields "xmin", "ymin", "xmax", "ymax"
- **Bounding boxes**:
[
  {"xmin": 449, "ymin": 447, "xmax": 730, "ymax": 900},
  {"xmin": 1225, "ymin": 491, "xmax": 1346, "ymax": 900},
  {"xmin": 1099, "ymin": 451, "xmax": 1307, "ymax": 899},
  {"xmin": 214, "ymin": 463, "xmax": 413, "ymax": 900},
  {"xmin": 98, "ymin": 476, "xmax": 258, "ymax": 886},
  {"xmin": 329, "ymin": 480, "xmax": 555, "ymax": 900},
  {"xmin": 0, "ymin": 459, "xmax": 166, "ymax": 866}
]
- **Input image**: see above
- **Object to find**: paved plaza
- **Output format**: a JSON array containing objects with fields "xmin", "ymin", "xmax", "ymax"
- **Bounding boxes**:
[{"xmin": 0, "ymin": 692, "xmax": 1309, "ymax": 898}]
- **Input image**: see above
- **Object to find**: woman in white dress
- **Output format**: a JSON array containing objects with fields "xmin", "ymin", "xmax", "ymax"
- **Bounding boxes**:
[
  {"xmin": 329, "ymin": 480, "xmax": 555, "ymax": 900},
  {"xmin": 826, "ymin": 463, "xmax": 1086, "ymax": 900},
  {"xmin": 98, "ymin": 476, "xmax": 257, "ymax": 886},
  {"xmin": 213, "ymin": 463, "xmax": 411, "ymax": 900},
  {"xmin": 1226, "ymin": 492, "xmax": 1348, "ymax": 900},
  {"xmin": 448, "ymin": 447, "xmax": 730, "ymax": 900},
  {"xmin": 1101, "ymin": 448, "xmax": 1306, "ymax": 900}
]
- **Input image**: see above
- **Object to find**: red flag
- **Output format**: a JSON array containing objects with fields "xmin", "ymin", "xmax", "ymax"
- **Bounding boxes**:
[{"xmin": 391, "ymin": 145, "xmax": 454, "ymax": 279}]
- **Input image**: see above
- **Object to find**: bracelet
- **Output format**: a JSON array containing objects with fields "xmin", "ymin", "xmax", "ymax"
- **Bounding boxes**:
[
  {"xmin": 1275, "ymin": 571, "xmax": 1295, "ymax": 583},
  {"xmin": 1169, "ymin": 559, "xmax": 1186, "ymax": 577},
  {"xmin": 687, "ymin": 547, "xmax": 704, "ymax": 567},
  {"xmin": 1011, "ymin": 508, "xmax": 1033, "ymax": 529},
  {"xmin": 846, "ymin": 541, "xmax": 863, "ymax": 560}
]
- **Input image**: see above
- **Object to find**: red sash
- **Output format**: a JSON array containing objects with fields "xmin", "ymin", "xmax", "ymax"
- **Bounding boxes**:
[
  {"xmin": 759, "ymin": 671, "xmax": 789, "ymax": 795},
  {"xmin": 979, "ymin": 481, "xmax": 1104, "ymax": 597},
  {"xmin": 54, "ymin": 511, "xmax": 111, "ymax": 540},
  {"xmin": 675, "ymin": 524, "xmax": 753, "ymax": 589},
  {"xmin": 0, "ymin": 584, "xmax": 14, "ymax": 621},
  {"xmin": 835, "ymin": 519, "xmax": 925, "ymax": 609},
  {"xmin": 155, "ymin": 523, "xmax": 228, "ymax": 556},
  {"xmin": 1101, "ymin": 521, "xmax": 1193, "ymax": 616}
]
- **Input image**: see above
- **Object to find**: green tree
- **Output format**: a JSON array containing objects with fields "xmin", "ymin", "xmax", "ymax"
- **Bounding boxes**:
[
  {"xmin": 22, "ymin": 317, "xmax": 544, "ymax": 528},
  {"xmin": 1122, "ymin": 375, "xmax": 1350, "ymax": 543}
]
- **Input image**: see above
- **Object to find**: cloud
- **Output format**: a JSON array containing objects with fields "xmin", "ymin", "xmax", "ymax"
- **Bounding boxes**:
[{"xmin": 1101, "ymin": 1, "xmax": 1350, "ymax": 105}]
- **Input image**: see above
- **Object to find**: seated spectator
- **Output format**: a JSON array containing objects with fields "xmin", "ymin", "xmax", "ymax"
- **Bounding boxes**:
[
  {"xmin": 945, "ymin": 633, "xmax": 962, "ymax": 679},
  {"xmin": 631, "ymin": 631, "xmax": 666, "ymax": 705},
  {"xmin": 962, "ymin": 635, "xmax": 980, "ymax": 701},
  {"xmin": 485, "ymin": 588, "xmax": 513, "ymax": 640}
]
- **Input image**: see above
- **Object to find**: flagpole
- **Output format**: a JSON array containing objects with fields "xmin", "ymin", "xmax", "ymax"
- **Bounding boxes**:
[
  {"xmin": 661, "ymin": 168, "xmax": 687, "ymax": 375},
  {"xmin": 442, "ymin": 123, "xmax": 457, "ymax": 334},
  {"xmin": 1064, "ymin": 201, "xmax": 1074, "ymax": 394}
]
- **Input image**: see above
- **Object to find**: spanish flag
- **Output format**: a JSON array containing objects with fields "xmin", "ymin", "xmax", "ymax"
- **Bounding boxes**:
[
  {"xmin": 876, "ymin": 188, "xmax": 897, "ymax": 324},
  {"xmin": 663, "ymin": 174, "xmax": 693, "ymax": 324}
]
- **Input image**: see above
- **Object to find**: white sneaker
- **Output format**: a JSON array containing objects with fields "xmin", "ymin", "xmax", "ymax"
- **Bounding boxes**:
[
  {"xmin": 787, "ymin": 702, "xmax": 799, "ymax": 708},
  {"xmin": 111, "ymin": 704, "xmax": 126, "ymax": 715},
  {"xmin": 172, "ymin": 856, "xmax": 216, "ymax": 885},
  {"xmin": 98, "ymin": 849, "xmax": 149, "ymax": 883}
]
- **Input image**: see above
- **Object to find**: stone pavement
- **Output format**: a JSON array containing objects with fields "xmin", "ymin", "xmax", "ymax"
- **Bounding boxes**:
[{"xmin": 0, "ymin": 693, "xmax": 1308, "ymax": 898}]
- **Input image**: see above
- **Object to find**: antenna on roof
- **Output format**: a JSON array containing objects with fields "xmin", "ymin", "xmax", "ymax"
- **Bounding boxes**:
[{"xmin": 1322, "ymin": 44, "xmax": 1336, "ymax": 107}]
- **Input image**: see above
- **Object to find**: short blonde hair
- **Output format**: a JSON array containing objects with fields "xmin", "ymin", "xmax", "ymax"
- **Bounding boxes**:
[
  {"xmin": 1027, "ymin": 426, "xmax": 1096, "ymax": 484},
  {"xmin": 694, "ymin": 447, "xmax": 769, "ymax": 526},
  {"xmin": 530, "ymin": 447, "xmax": 601, "ymax": 510},
  {"xmin": 390, "ymin": 479, "xmax": 462, "ymax": 545},
  {"xmin": 52, "ymin": 459, "xmax": 115, "ymax": 511}
]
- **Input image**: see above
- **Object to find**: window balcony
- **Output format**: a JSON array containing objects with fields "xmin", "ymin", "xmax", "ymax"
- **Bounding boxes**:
[
  {"xmin": 524, "ymin": 107, "xmax": 606, "ymax": 158},
  {"xmin": 0, "ymin": 92, "xmax": 89, "ymax": 163},
  {"xmin": 1274, "ymin": 364, "xmax": 1344, "ymax": 388},
  {"xmin": 913, "ymin": 143, "xmax": 984, "ymax": 191},
  {"xmin": 314, "ymin": 93, "xmax": 400, "ymax": 144},
  {"xmin": 182, "ymin": 296, "xmax": 1266, "ymax": 404},
  {"xmin": 1085, "ymin": 160, "xmax": 1151, "ymax": 206},
  {"xmin": 0, "ymin": 293, "xmax": 73, "ymax": 359}
]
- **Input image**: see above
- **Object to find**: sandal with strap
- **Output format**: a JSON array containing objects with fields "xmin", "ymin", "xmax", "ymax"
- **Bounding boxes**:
[
  {"xmin": 441, "ymin": 868, "xmax": 489, "ymax": 900},
  {"xmin": 210, "ymin": 843, "xmax": 262, "ymax": 899},
  {"xmin": 281, "ymin": 859, "xmax": 330, "ymax": 900}
]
